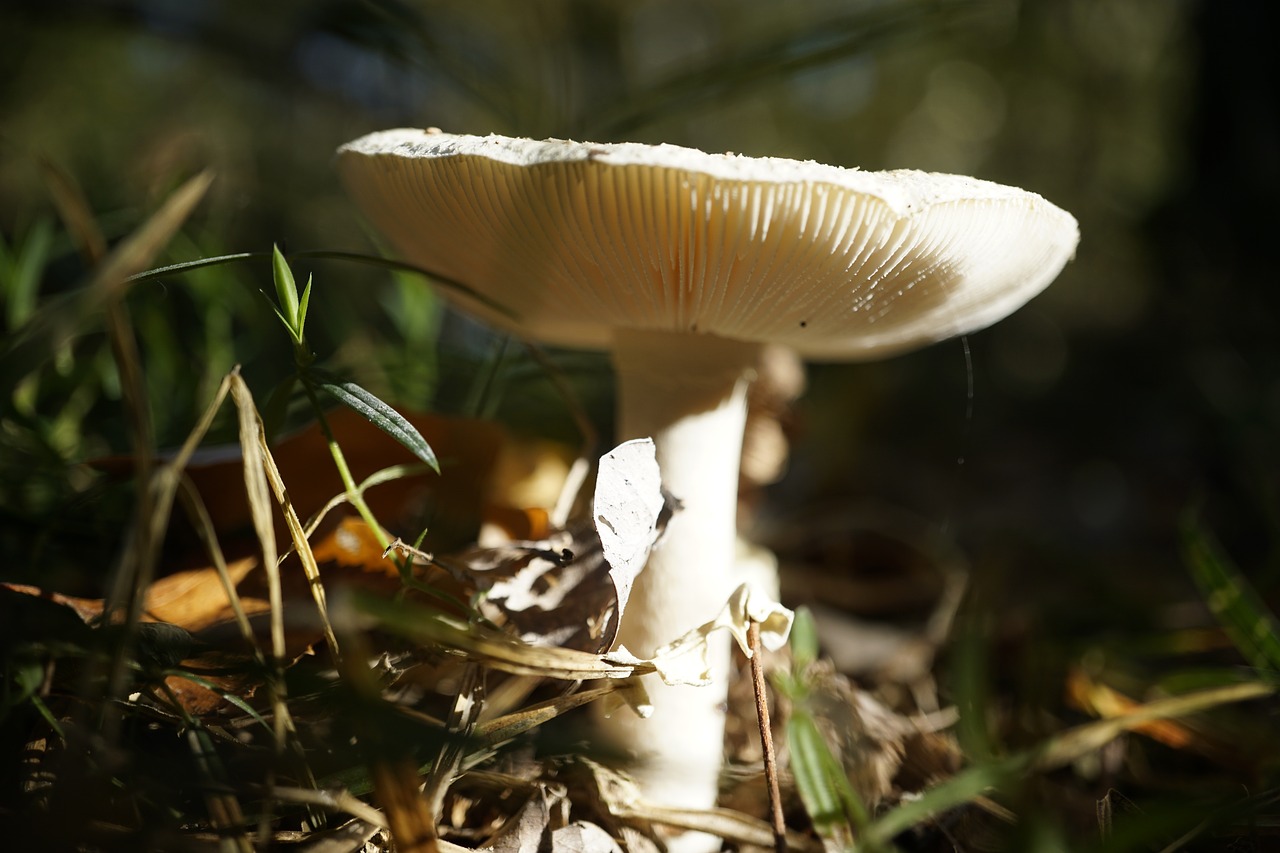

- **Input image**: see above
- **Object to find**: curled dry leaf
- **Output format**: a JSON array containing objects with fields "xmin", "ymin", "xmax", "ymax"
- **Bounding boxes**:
[{"xmin": 614, "ymin": 584, "xmax": 794, "ymax": 689}]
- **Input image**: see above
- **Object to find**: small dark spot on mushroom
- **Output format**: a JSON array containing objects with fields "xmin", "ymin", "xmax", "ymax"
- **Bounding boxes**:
[{"xmin": 799, "ymin": 320, "xmax": 808, "ymax": 328}]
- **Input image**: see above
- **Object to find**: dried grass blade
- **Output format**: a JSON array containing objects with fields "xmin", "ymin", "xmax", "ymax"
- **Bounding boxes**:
[
  {"xmin": 255, "ymin": 423, "xmax": 341, "ymax": 657},
  {"xmin": 423, "ymin": 664, "xmax": 484, "ymax": 841},
  {"xmin": 228, "ymin": 370, "xmax": 304, "ymax": 841},
  {"xmin": 615, "ymin": 802, "xmax": 822, "ymax": 853},
  {"xmin": 260, "ymin": 785, "xmax": 390, "ymax": 830},
  {"xmin": 304, "ymin": 462, "xmax": 430, "ymax": 539},
  {"xmin": 82, "ymin": 174, "xmax": 213, "ymax": 718},
  {"xmin": 353, "ymin": 592, "xmax": 655, "ymax": 681},
  {"xmin": 228, "ymin": 372, "xmax": 282, "ymax": 664},
  {"xmin": 475, "ymin": 684, "xmax": 618, "ymax": 747},
  {"xmin": 865, "ymin": 681, "xmax": 1272, "ymax": 845},
  {"xmin": 1031, "ymin": 680, "xmax": 1274, "ymax": 772},
  {"xmin": 186, "ymin": 727, "xmax": 254, "ymax": 853},
  {"xmin": 38, "ymin": 157, "xmax": 108, "ymax": 264},
  {"xmin": 0, "ymin": 171, "xmax": 213, "ymax": 389}
]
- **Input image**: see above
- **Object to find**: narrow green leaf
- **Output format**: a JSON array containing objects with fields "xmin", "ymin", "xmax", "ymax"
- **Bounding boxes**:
[
  {"xmin": 8, "ymin": 662, "xmax": 69, "ymax": 739},
  {"xmin": 268, "ymin": 303, "xmax": 294, "ymax": 338},
  {"xmin": 787, "ymin": 710, "xmax": 852, "ymax": 841},
  {"xmin": 2, "ymin": 660, "xmax": 45, "ymax": 722},
  {"xmin": 271, "ymin": 244, "xmax": 300, "ymax": 335},
  {"xmin": 27, "ymin": 693, "xmax": 66, "ymax": 741},
  {"xmin": 308, "ymin": 368, "xmax": 439, "ymax": 473},
  {"xmin": 297, "ymin": 274, "xmax": 313, "ymax": 336},
  {"xmin": 790, "ymin": 606, "xmax": 819, "ymax": 672},
  {"xmin": 3, "ymin": 218, "xmax": 54, "ymax": 329},
  {"xmin": 128, "ymin": 251, "xmax": 255, "ymax": 281},
  {"xmin": 823, "ymin": 735, "xmax": 872, "ymax": 836},
  {"xmin": 952, "ymin": 613, "xmax": 997, "ymax": 763},
  {"xmin": 1181, "ymin": 513, "xmax": 1280, "ymax": 674}
]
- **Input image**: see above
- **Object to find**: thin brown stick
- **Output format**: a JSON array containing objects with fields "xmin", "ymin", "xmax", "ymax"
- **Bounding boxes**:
[{"xmin": 748, "ymin": 620, "xmax": 787, "ymax": 853}]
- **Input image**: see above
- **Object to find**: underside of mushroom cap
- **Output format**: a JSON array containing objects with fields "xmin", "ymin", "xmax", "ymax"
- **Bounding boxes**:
[{"xmin": 338, "ymin": 129, "xmax": 1079, "ymax": 360}]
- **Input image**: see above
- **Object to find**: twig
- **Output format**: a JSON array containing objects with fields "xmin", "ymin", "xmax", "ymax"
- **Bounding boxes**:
[{"xmin": 749, "ymin": 620, "xmax": 787, "ymax": 853}]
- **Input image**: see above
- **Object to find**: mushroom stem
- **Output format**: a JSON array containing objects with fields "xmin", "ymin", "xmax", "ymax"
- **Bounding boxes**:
[{"xmin": 604, "ymin": 327, "xmax": 761, "ymax": 812}]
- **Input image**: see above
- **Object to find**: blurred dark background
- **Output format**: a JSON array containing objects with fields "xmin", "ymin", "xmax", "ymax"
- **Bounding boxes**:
[{"xmin": 3, "ymin": 0, "xmax": 1279, "ymax": 677}]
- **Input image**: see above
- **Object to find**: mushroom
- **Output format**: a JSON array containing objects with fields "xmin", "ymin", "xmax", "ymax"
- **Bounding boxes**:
[{"xmin": 336, "ymin": 129, "xmax": 1079, "ymax": 815}]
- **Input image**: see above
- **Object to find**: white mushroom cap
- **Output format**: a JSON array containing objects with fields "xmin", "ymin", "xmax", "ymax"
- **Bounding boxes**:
[
  {"xmin": 336, "ymin": 129, "xmax": 1079, "ymax": 831},
  {"xmin": 337, "ymin": 128, "xmax": 1079, "ymax": 360}
]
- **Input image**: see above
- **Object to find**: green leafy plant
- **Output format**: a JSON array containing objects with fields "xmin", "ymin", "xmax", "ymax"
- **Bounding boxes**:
[{"xmin": 259, "ymin": 246, "xmax": 437, "ymax": 552}]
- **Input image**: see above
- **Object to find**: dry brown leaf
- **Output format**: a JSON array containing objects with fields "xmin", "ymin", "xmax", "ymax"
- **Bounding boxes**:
[
  {"xmin": 1066, "ymin": 667, "xmax": 1197, "ymax": 750},
  {"xmin": 1035, "ymin": 680, "xmax": 1275, "ymax": 773},
  {"xmin": 481, "ymin": 784, "xmax": 568, "ymax": 853},
  {"xmin": 312, "ymin": 516, "xmax": 401, "ymax": 577},
  {"xmin": 1063, "ymin": 666, "xmax": 1268, "ymax": 771},
  {"xmin": 1, "ymin": 582, "xmax": 105, "ymax": 624},
  {"xmin": 142, "ymin": 556, "xmax": 265, "ymax": 630},
  {"xmin": 93, "ymin": 407, "xmax": 506, "ymax": 552},
  {"xmin": 4, "ymin": 564, "xmax": 269, "ymax": 635}
]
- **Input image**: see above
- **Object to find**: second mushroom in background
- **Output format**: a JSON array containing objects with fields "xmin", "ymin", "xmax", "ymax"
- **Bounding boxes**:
[{"xmin": 336, "ymin": 129, "xmax": 1079, "ymax": 829}]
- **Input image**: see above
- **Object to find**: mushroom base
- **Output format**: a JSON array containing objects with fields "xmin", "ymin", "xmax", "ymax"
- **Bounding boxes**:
[{"xmin": 601, "ymin": 328, "xmax": 761, "ymax": 817}]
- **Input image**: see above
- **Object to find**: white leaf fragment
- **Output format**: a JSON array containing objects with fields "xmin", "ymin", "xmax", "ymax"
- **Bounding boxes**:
[{"xmin": 594, "ymin": 437, "xmax": 664, "ymax": 615}]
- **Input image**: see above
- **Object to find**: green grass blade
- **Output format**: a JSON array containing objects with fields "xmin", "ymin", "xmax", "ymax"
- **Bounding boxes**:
[
  {"xmin": 1181, "ymin": 513, "xmax": 1280, "ymax": 674},
  {"xmin": 128, "ymin": 251, "xmax": 255, "ymax": 280},
  {"xmin": 127, "ymin": 248, "xmax": 516, "ymax": 320},
  {"xmin": 2, "ymin": 218, "xmax": 54, "ymax": 330},
  {"xmin": 863, "ymin": 757, "xmax": 1024, "ymax": 847},
  {"xmin": 787, "ymin": 710, "xmax": 846, "ymax": 835},
  {"xmin": 789, "ymin": 606, "xmax": 819, "ymax": 672},
  {"xmin": 787, "ymin": 707, "xmax": 875, "ymax": 847}
]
